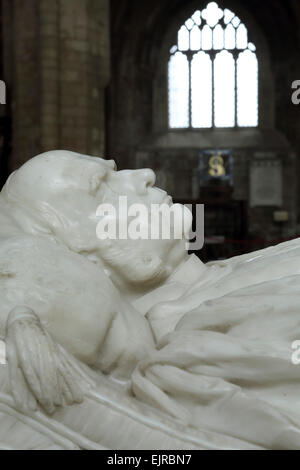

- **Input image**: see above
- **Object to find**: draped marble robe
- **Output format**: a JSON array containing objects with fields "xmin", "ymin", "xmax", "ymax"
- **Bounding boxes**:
[
  {"xmin": 132, "ymin": 238, "xmax": 300, "ymax": 450},
  {"xmin": 2, "ymin": 235, "xmax": 300, "ymax": 449}
]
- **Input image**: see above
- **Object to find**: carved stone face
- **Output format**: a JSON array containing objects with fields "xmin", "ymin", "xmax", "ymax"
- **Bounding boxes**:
[
  {"xmin": 105, "ymin": 167, "xmax": 172, "ymax": 206},
  {"xmin": 101, "ymin": 164, "xmax": 191, "ymax": 288},
  {"xmin": 3, "ymin": 151, "xmax": 190, "ymax": 288}
]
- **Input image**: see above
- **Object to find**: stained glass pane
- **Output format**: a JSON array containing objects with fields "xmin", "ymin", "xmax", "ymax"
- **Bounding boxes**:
[
  {"xmin": 213, "ymin": 24, "xmax": 224, "ymax": 49},
  {"xmin": 232, "ymin": 16, "xmax": 241, "ymax": 28},
  {"xmin": 169, "ymin": 2, "xmax": 259, "ymax": 129},
  {"xmin": 191, "ymin": 52, "xmax": 212, "ymax": 128},
  {"xmin": 190, "ymin": 25, "xmax": 201, "ymax": 50},
  {"xmin": 248, "ymin": 42, "xmax": 256, "ymax": 52},
  {"xmin": 192, "ymin": 10, "xmax": 201, "ymax": 26},
  {"xmin": 168, "ymin": 52, "xmax": 189, "ymax": 128},
  {"xmin": 214, "ymin": 50, "xmax": 235, "ymax": 127},
  {"xmin": 237, "ymin": 50, "xmax": 258, "ymax": 126},
  {"xmin": 224, "ymin": 24, "xmax": 235, "ymax": 49},
  {"xmin": 224, "ymin": 9, "xmax": 234, "ymax": 24},
  {"xmin": 178, "ymin": 26, "xmax": 189, "ymax": 51},
  {"xmin": 202, "ymin": 2, "xmax": 223, "ymax": 28},
  {"xmin": 202, "ymin": 24, "xmax": 212, "ymax": 50},
  {"xmin": 236, "ymin": 24, "xmax": 248, "ymax": 49},
  {"xmin": 185, "ymin": 18, "xmax": 194, "ymax": 30}
]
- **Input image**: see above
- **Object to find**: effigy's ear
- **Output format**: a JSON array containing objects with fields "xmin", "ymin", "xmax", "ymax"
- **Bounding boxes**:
[
  {"xmin": 35, "ymin": 201, "xmax": 70, "ymax": 231},
  {"xmin": 88, "ymin": 168, "xmax": 108, "ymax": 196}
]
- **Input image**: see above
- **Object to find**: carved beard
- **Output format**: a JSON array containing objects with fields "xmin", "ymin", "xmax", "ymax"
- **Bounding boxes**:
[
  {"xmin": 95, "ymin": 185, "xmax": 171, "ymax": 287},
  {"xmin": 98, "ymin": 239, "xmax": 170, "ymax": 287}
]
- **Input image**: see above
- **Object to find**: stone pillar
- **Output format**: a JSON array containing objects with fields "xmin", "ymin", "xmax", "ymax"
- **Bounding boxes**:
[
  {"xmin": 59, "ymin": 0, "xmax": 89, "ymax": 154},
  {"xmin": 39, "ymin": 0, "xmax": 60, "ymax": 152},
  {"xmin": 59, "ymin": 0, "xmax": 110, "ymax": 156},
  {"xmin": 10, "ymin": 0, "xmax": 110, "ymax": 169},
  {"xmin": 86, "ymin": 0, "xmax": 110, "ymax": 157},
  {"xmin": 12, "ymin": 0, "xmax": 41, "ymax": 168}
]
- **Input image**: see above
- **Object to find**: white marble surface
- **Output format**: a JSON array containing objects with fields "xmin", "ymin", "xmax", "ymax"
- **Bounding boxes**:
[
  {"xmin": 0, "ymin": 340, "xmax": 5, "ymax": 365},
  {"xmin": 0, "ymin": 150, "xmax": 300, "ymax": 450}
]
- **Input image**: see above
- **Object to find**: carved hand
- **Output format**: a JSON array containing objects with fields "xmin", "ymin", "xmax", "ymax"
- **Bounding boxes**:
[{"xmin": 5, "ymin": 306, "xmax": 95, "ymax": 415}]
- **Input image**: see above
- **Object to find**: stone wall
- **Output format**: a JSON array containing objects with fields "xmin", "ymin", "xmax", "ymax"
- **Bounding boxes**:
[{"xmin": 3, "ymin": 0, "xmax": 110, "ymax": 170}]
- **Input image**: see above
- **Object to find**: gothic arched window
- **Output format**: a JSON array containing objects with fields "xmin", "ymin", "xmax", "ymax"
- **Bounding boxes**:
[{"xmin": 168, "ymin": 2, "xmax": 258, "ymax": 129}]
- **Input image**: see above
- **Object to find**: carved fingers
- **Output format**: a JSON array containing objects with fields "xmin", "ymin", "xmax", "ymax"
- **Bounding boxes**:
[{"xmin": 6, "ymin": 306, "xmax": 95, "ymax": 415}]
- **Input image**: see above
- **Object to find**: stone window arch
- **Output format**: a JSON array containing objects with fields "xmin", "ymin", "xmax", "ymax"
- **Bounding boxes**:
[
  {"xmin": 168, "ymin": 1, "xmax": 258, "ymax": 129},
  {"xmin": 153, "ymin": 0, "xmax": 274, "ymax": 134}
]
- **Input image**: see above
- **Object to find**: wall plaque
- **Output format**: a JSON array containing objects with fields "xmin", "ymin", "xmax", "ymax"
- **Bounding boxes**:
[
  {"xmin": 199, "ymin": 150, "xmax": 233, "ymax": 186},
  {"xmin": 250, "ymin": 159, "xmax": 282, "ymax": 208}
]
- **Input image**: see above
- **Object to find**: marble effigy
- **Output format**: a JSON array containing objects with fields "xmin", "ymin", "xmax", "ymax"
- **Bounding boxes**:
[{"xmin": 0, "ymin": 151, "xmax": 300, "ymax": 450}]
